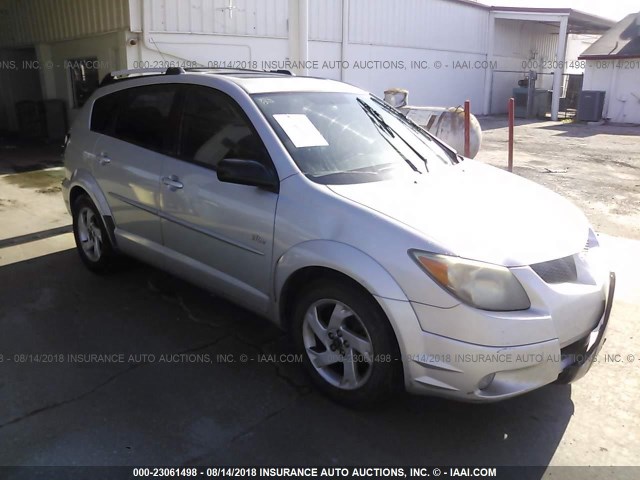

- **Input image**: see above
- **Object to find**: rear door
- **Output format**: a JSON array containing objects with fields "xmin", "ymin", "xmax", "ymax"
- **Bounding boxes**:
[
  {"xmin": 159, "ymin": 85, "xmax": 279, "ymax": 313},
  {"xmin": 92, "ymin": 84, "xmax": 180, "ymax": 247}
]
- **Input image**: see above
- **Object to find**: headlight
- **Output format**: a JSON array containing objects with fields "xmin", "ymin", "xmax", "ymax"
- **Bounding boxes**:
[{"xmin": 410, "ymin": 251, "xmax": 531, "ymax": 311}]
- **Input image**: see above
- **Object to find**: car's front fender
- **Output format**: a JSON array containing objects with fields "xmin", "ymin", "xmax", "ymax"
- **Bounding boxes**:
[{"xmin": 274, "ymin": 239, "xmax": 410, "ymax": 306}]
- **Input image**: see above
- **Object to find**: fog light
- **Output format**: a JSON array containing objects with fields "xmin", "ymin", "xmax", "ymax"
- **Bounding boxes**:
[{"xmin": 478, "ymin": 373, "xmax": 496, "ymax": 390}]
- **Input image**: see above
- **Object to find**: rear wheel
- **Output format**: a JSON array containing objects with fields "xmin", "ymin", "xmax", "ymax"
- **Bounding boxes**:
[
  {"xmin": 292, "ymin": 280, "xmax": 402, "ymax": 406},
  {"xmin": 72, "ymin": 194, "xmax": 115, "ymax": 273}
]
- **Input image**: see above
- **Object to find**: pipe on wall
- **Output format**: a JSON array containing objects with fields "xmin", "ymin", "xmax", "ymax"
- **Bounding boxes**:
[
  {"xmin": 298, "ymin": 0, "xmax": 309, "ymax": 75},
  {"xmin": 340, "ymin": 0, "xmax": 349, "ymax": 81}
]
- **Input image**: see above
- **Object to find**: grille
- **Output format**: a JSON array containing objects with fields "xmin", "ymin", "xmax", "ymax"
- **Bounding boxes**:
[{"xmin": 531, "ymin": 255, "xmax": 577, "ymax": 284}]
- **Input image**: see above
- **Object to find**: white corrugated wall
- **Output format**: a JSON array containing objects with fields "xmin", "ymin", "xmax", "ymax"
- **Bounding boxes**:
[
  {"xmin": 0, "ymin": 0, "xmax": 572, "ymax": 116},
  {"xmin": 344, "ymin": 0, "xmax": 490, "ymax": 110},
  {"xmin": 130, "ymin": 0, "xmax": 342, "ymax": 41},
  {"xmin": 128, "ymin": 0, "xmax": 491, "ymax": 110},
  {"xmin": 0, "ymin": 0, "xmax": 129, "ymax": 47},
  {"xmin": 349, "ymin": 0, "xmax": 487, "ymax": 54},
  {"xmin": 145, "ymin": 0, "xmax": 288, "ymax": 37},
  {"xmin": 583, "ymin": 61, "xmax": 640, "ymax": 124}
]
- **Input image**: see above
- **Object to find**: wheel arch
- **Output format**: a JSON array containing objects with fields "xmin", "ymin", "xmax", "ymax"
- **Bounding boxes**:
[
  {"xmin": 275, "ymin": 240, "xmax": 409, "ymax": 330},
  {"xmin": 68, "ymin": 170, "xmax": 117, "ymax": 247}
]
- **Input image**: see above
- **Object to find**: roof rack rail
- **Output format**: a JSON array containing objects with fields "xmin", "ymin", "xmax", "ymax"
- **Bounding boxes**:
[
  {"xmin": 269, "ymin": 69, "xmax": 295, "ymax": 76},
  {"xmin": 181, "ymin": 67, "xmax": 294, "ymax": 76},
  {"xmin": 100, "ymin": 67, "xmax": 185, "ymax": 86},
  {"xmin": 99, "ymin": 65, "xmax": 295, "ymax": 87}
]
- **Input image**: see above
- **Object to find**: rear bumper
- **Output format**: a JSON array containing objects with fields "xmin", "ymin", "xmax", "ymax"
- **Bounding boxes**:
[{"xmin": 377, "ymin": 271, "xmax": 615, "ymax": 402}]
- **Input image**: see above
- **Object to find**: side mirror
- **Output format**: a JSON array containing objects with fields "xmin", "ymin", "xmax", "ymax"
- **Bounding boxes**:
[{"xmin": 217, "ymin": 158, "xmax": 279, "ymax": 193}]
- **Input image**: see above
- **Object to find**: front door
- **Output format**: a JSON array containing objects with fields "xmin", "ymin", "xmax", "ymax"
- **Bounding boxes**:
[{"xmin": 160, "ymin": 85, "xmax": 279, "ymax": 313}]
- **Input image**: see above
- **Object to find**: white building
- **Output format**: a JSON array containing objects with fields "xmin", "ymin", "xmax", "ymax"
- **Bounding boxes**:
[
  {"xmin": 0, "ymin": 0, "xmax": 613, "ymax": 136},
  {"xmin": 579, "ymin": 12, "xmax": 640, "ymax": 124}
]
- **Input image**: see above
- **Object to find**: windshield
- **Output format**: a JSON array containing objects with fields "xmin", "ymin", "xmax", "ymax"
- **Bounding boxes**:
[{"xmin": 253, "ymin": 92, "xmax": 456, "ymax": 185}]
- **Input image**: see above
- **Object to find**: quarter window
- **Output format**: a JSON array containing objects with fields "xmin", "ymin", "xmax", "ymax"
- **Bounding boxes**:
[
  {"xmin": 178, "ymin": 86, "xmax": 270, "ymax": 169},
  {"xmin": 90, "ymin": 92, "xmax": 120, "ymax": 134}
]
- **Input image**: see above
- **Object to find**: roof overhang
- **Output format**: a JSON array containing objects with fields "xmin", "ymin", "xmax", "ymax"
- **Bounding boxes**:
[
  {"xmin": 489, "ymin": 7, "xmax": 615, "ymax": 34},
  {"xmin": 578, "ymin": 12, "xmax": 640, "ymax": 60}
]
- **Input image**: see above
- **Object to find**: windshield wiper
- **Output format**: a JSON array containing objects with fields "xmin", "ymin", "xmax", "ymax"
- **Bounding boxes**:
[
  {"xmin": 356, "ymin": 98, "xmax": 424, "ymax": 174},
  {"xmin": 371, "ymin": 96, "xmax": 460, "ymax": 163}
]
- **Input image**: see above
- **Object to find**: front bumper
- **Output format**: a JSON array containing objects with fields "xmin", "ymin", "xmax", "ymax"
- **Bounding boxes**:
[
  {"xmin": 377, "ymin": 271, "xmax": 615, "ymax": 402},
  {"xmin": 556, "ymin": 272, "xmax": 616, "ymax": 383}
]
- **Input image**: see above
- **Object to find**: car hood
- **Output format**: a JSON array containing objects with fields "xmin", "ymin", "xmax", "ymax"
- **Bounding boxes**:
[{"xmin": 327, "ymin": 160, "xmax": 589, "ymax": 266}]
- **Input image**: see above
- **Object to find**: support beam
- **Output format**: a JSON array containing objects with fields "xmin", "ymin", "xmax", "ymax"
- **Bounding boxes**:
[
  {"xmin": 340, "ymin": 0, "xmax": 349, "ymax": 81},
  {"xmin": 35, "ymin": 44, "xmax": 56, "ymax": 100},
  {"xmin": 288, "ymin": 0, "xmax": 309, "ymax": 75},
  {"xmin": 298, "ymin": 0, "xmax": 309, "ymax": 75},
  {"xmin": 551, "ymin": 16, "xmax": 569, "ymax": 121},
  {"xmin": 508, "ymin": 97, "xmax": 514, "ymax": 172}
]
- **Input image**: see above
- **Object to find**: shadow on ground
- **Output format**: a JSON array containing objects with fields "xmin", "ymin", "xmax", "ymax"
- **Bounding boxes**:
[
  {"xmin": 477, "ymin": 115, "xmax": 640, "ymax": 137},
  {"xmin": 539, "ymin": 123, "xmax": 640, "ymax": 138},
  {"xmin": 0, "ymin": 249, "xmax": 573, "ymax": 473},
  {"xmin": 0, "ymin": 142, "xmax": 63, "ymax": 174}
]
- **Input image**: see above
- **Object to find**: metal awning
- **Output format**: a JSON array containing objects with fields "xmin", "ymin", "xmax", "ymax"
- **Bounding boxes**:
[
  {"xmin": 482, "ymin": 7, "xmax": 616, "ymax": 120},
  {"xmin": 489, "ymin": 7, "xmax": 615, "ymax": 34}
]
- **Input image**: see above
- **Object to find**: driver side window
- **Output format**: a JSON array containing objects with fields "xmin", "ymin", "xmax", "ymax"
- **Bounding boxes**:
[{"xmin": 178, "ymin": 86, "xmax": 270, "ymax": 170}]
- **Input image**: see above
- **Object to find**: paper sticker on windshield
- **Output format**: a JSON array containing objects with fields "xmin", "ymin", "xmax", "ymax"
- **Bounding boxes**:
[{"xmin": 273, "ymin": 114, "xmax": 329, "ymax": 148}]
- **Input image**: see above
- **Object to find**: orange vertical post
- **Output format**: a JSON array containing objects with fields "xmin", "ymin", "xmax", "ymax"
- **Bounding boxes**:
[
  {"xmin": 464, "ymin": 100, "xmax": 471, "ymax": 158},
  {"xmin": 508, "ymin": 97, "xmax": 514, "ymax": 172}
]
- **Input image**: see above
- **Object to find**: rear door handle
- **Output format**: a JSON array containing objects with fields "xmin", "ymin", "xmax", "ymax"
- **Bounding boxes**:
[
  {"xmin": 162, "ymin": 175, "xmax": 184, "ymax": 191},
  {"xmin": 97, "ymin": 152, "xmax": 111, "ymax": 165}
]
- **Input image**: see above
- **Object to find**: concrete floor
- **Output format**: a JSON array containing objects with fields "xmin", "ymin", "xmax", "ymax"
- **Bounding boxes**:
[{"xmin": 0, "ymin": 124, "xmax": 639, "ymax": 473}]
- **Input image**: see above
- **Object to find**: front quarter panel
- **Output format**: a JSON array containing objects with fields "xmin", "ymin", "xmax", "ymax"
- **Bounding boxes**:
[{"xmin": 274, "ymin": 240, "xmax": 408, "ymax": 304}]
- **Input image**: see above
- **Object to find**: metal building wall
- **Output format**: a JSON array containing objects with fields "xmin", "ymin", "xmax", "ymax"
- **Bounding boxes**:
[
  {"xmin": 348, "ymin": 0, "xmax": 488, "ymax": 54},
  {"xmin": 128, "ymin": 0, "xmax": 492, "ymax": 110},
  {"xmin": 345, "ymin": 0, "xmax": 490, "ymax": 111},
  {"xmin": 309, "ymin": 0, "xmax": 342, "ymax": 42},
  {"xmin": 131, "ymin": 0, "xmax": 342, "ymax": 41},
  {"xmin": 0, "ymin": 0, "xmax": 129, "ymax": 47},
  {"xmin": 144, "ymin": 0, "xmax": 288, "ymax": 37},
  {"xmin": 583, "ymin": 61, "xmax": 640, "ymax": 124}
]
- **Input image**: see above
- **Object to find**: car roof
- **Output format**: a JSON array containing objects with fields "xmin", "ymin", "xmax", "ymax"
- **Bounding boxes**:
[
  {"xmin": 99, "ymin": 68, "xmax": 366, "ymax": 95},
  {"xmin": 220, "ymin": 73, "xmax": 365, "ymax": 95}
]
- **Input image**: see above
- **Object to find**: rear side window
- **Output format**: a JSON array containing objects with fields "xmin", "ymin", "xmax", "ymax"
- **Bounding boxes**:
[
  {"xmin": 112, "ymin": 84, "xmax": 178, "ymax": 153},
  {"xmin": 178, "ymin": 86, "xmax": 270, "ymax": 170}
]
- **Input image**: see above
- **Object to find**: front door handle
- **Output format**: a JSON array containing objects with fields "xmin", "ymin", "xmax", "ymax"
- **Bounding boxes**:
[{"xmin": 162, "ymin": 175, "xmax": 184, "ymax": 191}]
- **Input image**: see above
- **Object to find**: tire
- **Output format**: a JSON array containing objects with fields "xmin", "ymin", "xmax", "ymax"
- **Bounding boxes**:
[
  {"xmin": 292, "ymin": 279, "xmax": 402, "ymax": 406},
  {"xmin": 72, "ymin": 194, "xmax": 116, "ymax": 273}
]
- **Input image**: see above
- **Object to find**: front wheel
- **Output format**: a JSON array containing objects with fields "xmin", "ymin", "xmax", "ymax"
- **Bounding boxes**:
[{"xmin": 292, "ymin": 280, "xmax": 402, "ymax": 406}]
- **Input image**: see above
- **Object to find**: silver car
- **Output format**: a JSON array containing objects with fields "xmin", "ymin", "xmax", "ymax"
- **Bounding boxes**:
[{"xmin": 62, "ymin": 68, "xmax": 615, "ymax": 405}]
